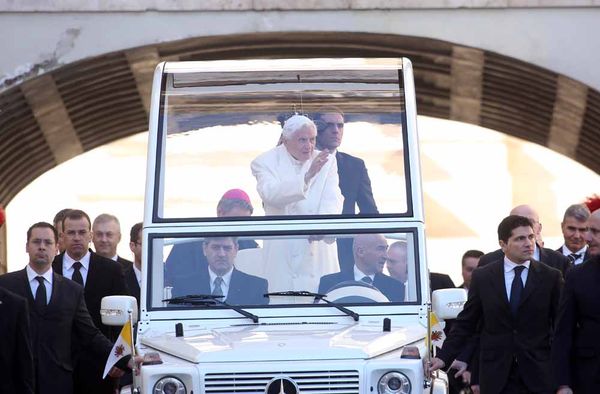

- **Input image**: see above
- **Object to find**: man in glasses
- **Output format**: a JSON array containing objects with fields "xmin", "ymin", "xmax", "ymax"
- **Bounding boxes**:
[{"xmin": 313, "ymin": 108, "xmax": 378, "ymax": 272}]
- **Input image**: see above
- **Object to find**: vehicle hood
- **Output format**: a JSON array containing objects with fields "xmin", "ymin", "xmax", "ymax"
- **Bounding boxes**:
[{"xmin": 140, "ymin": 322, "xmax": 425, "ymax": 363}]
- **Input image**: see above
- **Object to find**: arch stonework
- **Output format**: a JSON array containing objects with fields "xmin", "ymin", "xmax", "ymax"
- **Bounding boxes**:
[{"xmin": 1, "ymin": 31, "xmax": 599, "ymax": 208}]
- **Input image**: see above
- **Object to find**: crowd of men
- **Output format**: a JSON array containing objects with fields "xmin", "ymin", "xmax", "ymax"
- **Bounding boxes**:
[
  {"xmin": 0, "ymin": 210, "xmax": 142, "ymax": 394},
  {"xmin": 0, "ymin": 106, "xmax": 598, "ymax": 394},
  {"xmin": 430, "ymin": 203, "xmax": 600, "ymax": 394}
]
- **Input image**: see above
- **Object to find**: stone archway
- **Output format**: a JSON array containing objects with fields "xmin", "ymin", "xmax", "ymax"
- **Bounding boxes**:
[
  {"xmin": 2, "ymin": 31, "xmax": 599, "ymax": 272},
  {"xmin": 2, "ymin": 31, "xmax": 598, "ymax": 207}
]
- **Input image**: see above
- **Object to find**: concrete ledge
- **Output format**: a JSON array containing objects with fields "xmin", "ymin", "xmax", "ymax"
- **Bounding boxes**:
[{"xmin": 2, "ymin": 0, "xmax": 599, "ymax": 12}]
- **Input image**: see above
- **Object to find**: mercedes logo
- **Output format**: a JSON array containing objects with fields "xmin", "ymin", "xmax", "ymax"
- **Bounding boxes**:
[{"xmin": 264, "ymin": 376, "xmax": 299, "ymax": 394}]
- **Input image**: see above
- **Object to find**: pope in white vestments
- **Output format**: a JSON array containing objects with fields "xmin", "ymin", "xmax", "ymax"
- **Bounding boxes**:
[{"xmin": 251, "ymin": 115, "xmax": 343, "ymax": 300}]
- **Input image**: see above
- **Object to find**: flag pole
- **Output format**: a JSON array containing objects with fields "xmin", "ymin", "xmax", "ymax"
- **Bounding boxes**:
[{"xmin": 128, "ymin": 309, "xmax": 136, "ymax": 358}]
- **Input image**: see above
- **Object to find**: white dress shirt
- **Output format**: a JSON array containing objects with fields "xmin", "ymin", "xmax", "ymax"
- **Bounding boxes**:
[
  {"xmin": 27, "ymin": 265, "xmax": 53, "ymax": 303},
  {"xmin": 353, "ymin": 266, "xmax": 374, "ymax": 283},
  {"xmin": 503, "ymin": 257, "xmax": 530, "ymax": 301},
  {"xmin": 133, "ymin": 264, "xmax": 142, "ymax": 287},
  {"xmin": 63, "ymin": 250, "xmax": 91, "ymax": 286},
  {"xmin": 560, "ymin": 245, "xmax": 587, "ymax": 265},
  {"xmin": 208, "ymin": 268, "xmax": 233, "ymax": 299}
]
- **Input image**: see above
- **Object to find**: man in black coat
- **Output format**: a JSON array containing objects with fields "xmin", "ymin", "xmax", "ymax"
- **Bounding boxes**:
[
  {"xmin": 165, "ymin": 189, "xmax": 258, "ymax": 286},
  {"xmin": 479, "ymin": 205, "xmax": 570, "ymax": 277},
  {"xmin": 429, "ymin": 215, "xmax": 563, "ymax": 394},
  {"xmin": 0, "ymin": 222, "xmax": 122, "ymax": 394},
  {"xmin": 0, "ymin": 287, "xmax": 34, "ymax": 394},
  {"xmin": 552, "ymin": 254, "xmax": 600, "ymax": 394},
  {"xmin": 52, "ymin": 209, "xmax": 129, "ymax": 394},
  {"xmin": 313, "ymin": 108, "xmax": 378, "ymax": 272},
  {"xmin": 556, "ymin": 203, "xmax": 592, "ymax": 265},
  {"xmin": 173, "ymin": 236, "xmax": 268, "ymax": 305},
  {"xmin": 125, "ymin": 222, "xmax": 143, "ymax": 308},
  {"xmin": 318, "ymin": 234, "xmax": 404, "ymax": 302},
  {"xmin": 92, "ymin": 213, "xmax": 134, "ymax": 273}
]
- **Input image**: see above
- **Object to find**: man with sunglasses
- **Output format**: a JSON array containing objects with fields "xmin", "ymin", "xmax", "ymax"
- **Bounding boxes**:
[{"xmin": 313, "ymin": 108, "xmax": 378, "ymax": 272}]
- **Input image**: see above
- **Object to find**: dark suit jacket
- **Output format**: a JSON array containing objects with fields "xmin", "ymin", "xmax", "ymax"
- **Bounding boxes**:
[
  {"xmin": 438, "ymin": 259, "xmax": 563, "ymax": 394},
  {"xmin": 53, "ymin": 251, "xmax": 129, "ymax": 340},
  {"xmin": 124, "ymin": 265, "xmax": 140, "ymax": 309},
  {"xmin": 0, "ymin": 286, "xmax": 34, "ymax": 394},
  {"xmin": 335, "ymin": 152, "xmax": 378, "ymax": 272},
  {"xmin": 430, "ymin": 272, "xmax": 455, "ymax": 291},
  {"xmin": 555, "ymin": 245, "xmax": 591, "ymax": 265},
  {"xmin": 318, "ymin": 270, "xmax": 405, "ymax": 302},
  {"xmin": 173, "ymin": 266, "xmax": 268, "ymax": 305},
  {"xmin": 117, "ymin": 256, "xmax": 133, "ymax": 274},
  {"xmin": 53, "ymin": 251, "xmax": 128, "ymax": 394},
  {"xmin": 336, "ymin": 151, "xmax": 378, "ymax": 215},
  {"xmin": 165, "ymin": 239, "xmax": 258, "ymax": 286},
  {"xmin": 0, "ymin": 269, "xmax": 113, "ymax": 394},
  {"xmin": 479, "ymin": 245, "xmax": 570, "ymax": 278},
  {"xmin": 552, "ymin": 256, "xmax": 600, "ymax": 393}
]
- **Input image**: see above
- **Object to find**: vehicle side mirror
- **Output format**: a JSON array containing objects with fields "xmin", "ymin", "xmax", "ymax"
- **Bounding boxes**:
[
  {"xmin": 100, "ymin": 295, "xmax": 139, "ymax": 326},
  {"xmin": 432, "ymin": 288, "xmax": 467, "ymax": 320}
]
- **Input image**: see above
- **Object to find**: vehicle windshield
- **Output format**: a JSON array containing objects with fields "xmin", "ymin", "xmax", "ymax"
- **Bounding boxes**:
[
  {"xmin": 146, "ymin": 230, "xmax": 421, "ymax": 310},
  {"xmin": 154, "ymin": 60, "xmax": 409, "ymax": 221}
]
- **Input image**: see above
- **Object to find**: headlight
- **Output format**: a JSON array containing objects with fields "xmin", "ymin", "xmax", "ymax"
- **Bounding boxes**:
[
  {"xmin": 153, "ymin": 376, "xmax": 186, "ymax": 394},
  {"xmin": 377, "ymin": 371, "xmax": 411, "ymax": 394}
]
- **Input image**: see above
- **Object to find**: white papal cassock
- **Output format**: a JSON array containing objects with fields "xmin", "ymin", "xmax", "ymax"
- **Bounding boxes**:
[{"xmin": 251, "ymin": 144, "xmax": 343, "ymax": 300}]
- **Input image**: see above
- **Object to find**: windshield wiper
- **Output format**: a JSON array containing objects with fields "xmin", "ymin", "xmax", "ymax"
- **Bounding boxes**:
[
  {"xmin": 163, "ymin": 294, "xmax": 259, "ymax": 323},
  {"xmin": 265, "ymin": 291, "xmax": 359, "ymax": 321}
]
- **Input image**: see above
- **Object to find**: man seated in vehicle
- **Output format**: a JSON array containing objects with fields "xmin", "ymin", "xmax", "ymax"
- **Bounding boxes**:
[
  {"xmin": 173, "ymin": 236, "xmax": 268, "ymax": 305},
  {"xmin": 164, "ymin": 189, "xmax": 259, "ymax": 286},
  {"xmin": 318, "ymin": 234, "xmax": 405, "ymax": 302}
]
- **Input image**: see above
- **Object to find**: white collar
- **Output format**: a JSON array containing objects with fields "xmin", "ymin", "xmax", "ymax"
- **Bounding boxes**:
[
  {"xmin": 26, "ymin": 264, "xmax": 53, "ymax": 284},
  {"xmin": 208, "ymin": 267, "xmax": 233, "ymax": 286},
  {"xmin": 64, "ymin": 250, "xmax": 91, "ymax": 270},
  {"xmin": 503, "ymin": 257, "xmax": 530, "ymax": 273},
  {"xmin": 562, "ymin": 244, "xmax": 587, "ymax": 255},
  {"xmin": 353, "ymin": 265, "xmax": 374, "ymax": 281}
]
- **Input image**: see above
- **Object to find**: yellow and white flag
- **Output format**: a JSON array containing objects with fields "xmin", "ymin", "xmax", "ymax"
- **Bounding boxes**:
[
  {"xmin": 429, "ymin": 312, "xmax": 446, "ymax": 348},
  {"xmin": 103, "ymin": 319, "xmax": 133, "ymax": 378}
]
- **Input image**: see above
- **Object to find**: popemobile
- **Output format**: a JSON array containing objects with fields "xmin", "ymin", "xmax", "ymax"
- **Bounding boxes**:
[{"xmin": 101, "ymin": 57, "xmax": 467, "ymax": 394}]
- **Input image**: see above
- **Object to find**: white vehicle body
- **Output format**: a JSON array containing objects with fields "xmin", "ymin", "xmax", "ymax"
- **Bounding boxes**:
[{"xmin": 111, "ymin": 57, "xmax": 462, "ymax": 394}]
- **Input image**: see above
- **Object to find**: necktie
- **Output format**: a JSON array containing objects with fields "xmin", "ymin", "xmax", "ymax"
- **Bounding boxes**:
[
  {"xmin": 567, "ymin": 253, "xmax": 580, "ymax": 264},
  {"xmin": 509, "ymin": 266, "xmax": 525, "ymax": 317},
  {"xmin": 212, "ymin": 277, "xmax": 224, "ymax": 297},
  {"xmin": 361, "ymin": 276, "xmax": 373, "ymax": 284},
  {"xmin": 35, "ymin": 276, "xmax": 47, "ymax": 310},
  {"xmin": 72, "ymin": 262, "xmax": 84, "ymax": 286}
]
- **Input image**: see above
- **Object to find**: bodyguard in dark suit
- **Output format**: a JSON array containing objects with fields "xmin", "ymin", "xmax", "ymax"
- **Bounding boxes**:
[
  {"xmin": 552, "ymin": 254, "xmax": 600, "ymax": 394},
  {"xmin": 92, "ymin": 213, "xmax": 134, "ymax": 273},
  {"xmin": 0, "ymin": 222, "xmax": 119, "ymax": 394},
  {"xmin": 479, "ymin": 205, "xmax": 570, "ymax": 277},
  {"xmin": 314, "ymin": 109, "xmax": 378, "ymax": 272},
  {"xmin": 556, "ymin": 203, "xmax": 591, "ymax": 266},
  {"xmin": 173, "ymin": 236, "xmax": 268, "ymax": 305},
  {"xmin": 479, "ymin": 246, "xmax": 569, "ymax": 278},
  {"xmin": 430, "ymin": 272, "xmax": 455, "ymax": 291},
  {"xmin": 430, "ymin": 215, "xmax": 563, "ymax": 394},
  {"xmin": 318, "ymin": 234, "xmax": 405, "ymax": 302},
  {"xmin": 52, "ymin": 210, "xmax": 128, "ymax": 394},
  {"xmin": 0, "ymin": 287, "xmax": 34, "ymax": 394},
  {"xmin": 125, "ymin": 222, "xmax": 143, "ymax": 307}
]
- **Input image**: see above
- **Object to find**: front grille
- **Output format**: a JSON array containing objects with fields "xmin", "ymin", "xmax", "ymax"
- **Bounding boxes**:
[{"xmin": 205, "ymin": 370, "xmax": 360, "ymax": 393}]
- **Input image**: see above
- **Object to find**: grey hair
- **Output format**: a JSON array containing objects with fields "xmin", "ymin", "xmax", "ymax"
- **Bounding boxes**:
[
  {"xmin": 563, "ymin": 204, "xmax": 591, "ymax": 222},
  {"xmin": 93, "ymin": 213, "xmax": 121, "ymax": 229},
  {"xmin": 281, "ymin": 114, "xmax": 316, "ymax": 139}
]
